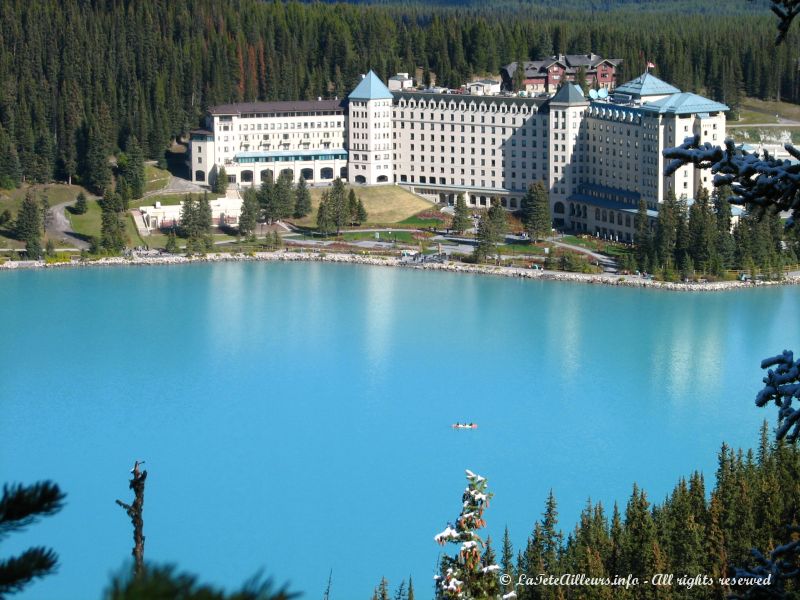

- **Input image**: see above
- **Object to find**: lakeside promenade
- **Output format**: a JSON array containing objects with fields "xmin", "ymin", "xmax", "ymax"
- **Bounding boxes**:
[{"xmin": 2, "ymin": 249, "xmax": 797, "ymax": 292}]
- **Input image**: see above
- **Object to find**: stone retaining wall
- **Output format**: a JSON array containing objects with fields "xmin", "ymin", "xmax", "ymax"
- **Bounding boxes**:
[{"xmin": 2, "ymin": 250, "xmax": 797, "ymax": 292}]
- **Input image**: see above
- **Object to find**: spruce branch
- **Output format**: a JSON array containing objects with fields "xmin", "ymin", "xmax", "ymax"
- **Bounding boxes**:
[
  {"xmin": 0, "ymin": 481, "xmax": 65, "ymax": 538},
  {"xmin": 0, "ymin": 547, "xmax": 59, "ymax": 596}
]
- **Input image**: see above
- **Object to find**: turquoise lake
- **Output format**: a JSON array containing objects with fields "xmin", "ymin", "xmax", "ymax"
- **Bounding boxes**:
[{"xmin": 1, "ymin": 262, "xmax": 798, "ymax": 599}]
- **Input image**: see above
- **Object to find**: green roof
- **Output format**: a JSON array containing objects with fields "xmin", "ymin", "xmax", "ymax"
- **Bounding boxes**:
[
  {"xmin": 348, "ymin": 70, "xmax": 393, "ymax": 101},
  {"xmin": 550, "ymin": 84, "xmax": 586, "ymax": 104},
  {"xmin": 641, "ymin": 92, "xmax": 729, "ymax": 115},
  {"xmin": 615, "ymin": 72, "xmax": 681, "ymax": 98}
]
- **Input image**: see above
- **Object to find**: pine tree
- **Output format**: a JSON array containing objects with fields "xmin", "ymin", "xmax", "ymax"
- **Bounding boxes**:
[
  {"xmin": 434, "ymin": 470, "xmax": 498, "ymax": 599},
  {"xmin": 655, "ymin": 188, "xmax": 678, "ymax": 277},
  {"xmin": 15, "ymin": 192, "xmax": 43, "ymax": 259},
  {"xmin": 100, "ymin": 192, "xmax": 127, "ymax": 254},
  {"xmin": 74, "ymin": 192, "xmax": 88, "ymax": 215},
  {"xmin": 0, "ymin": 481, "xmax": 65, "ymax": 596},
  {"xmin": 713, "ymin": 186, "xmax": 736, "ymax": 272},
  {"xmin": 107, "ymin": 564, "xmax": 294, "ymax": 600},
  {"xmin": 196, "ymin": 193, "xmax": 213, "ymax": 251},
  {"xmin": 393, "ymin": 579, "xmax": 407, "ymax": 600},
  {"xmin": 705, "ymin": 493, "xmax": 730, "ymax": 600},
  {"xmin": 540, "ymin": 490, "xmax": 563, "ymax": 576},
  {"xmin": 607, "ymin": 502, "xmax": 624, "ymax": 578},
  {"xmin": 480, "ymin": 537, "xmax": 500, "ymax": 599},
  {"xmin": 513, "ymin": 58, "xmax": 526, "ymax": 92},
  {"xmin": 375, "ymin": 576, "xmax": 389, "ymax": 600},
  {"xmin": 474, "ymin": 216, "xmax": 494, "ymax": 263},
  {"xmin": 688, "ymin": 186, "xmax": 717, "ymax": 274},
  {"xmin": 239, "ymin": 187, "xmax": 260, "ymax": 241},
  {"xmin": 488, "ymin": 199, "xmax": 508, "ymax": 245},
  {"xmin": 0, "ymin": 125, "xmax": 21, "ymax": 189},
  {"xmin": 675, "ymin": 195, "xmax": 691, "ymax": 276},
  {"xmin": 293, "ymin": 176, "xmax": 312, "ymax": 218},
  {"xmin": 575, "ymin": 66, "xmax": 588, "ymax": 94},
  {"xmin": 317, "ymin": 194, "xmax": 333, "ymax": 236},
  {"xmin": 165, "ymin": 230, "xmax": 179, "ymax": 254},
  {"xmin": 522, "ymin": 182, "xmax": 551, "ymax": 242},
  {"xmin": 451, "ymin": 193, "xmax": 470, "ymax": 234},
  {"xmin": 328, "ymin": 178, "xmax": 349, "ymax": 235},
  {"xmin": 119, "ymin": 137, "xmax": 145, "ymax": 200},
  {"xmin": 39, "ymin": 194, "xmax": 53, "ymax": 233},
  {"xmin": 407, "ymin": 576, "xmax": 414, "ymax": 600},
  {"xmin": 213, "ymin": 166, "xmax": 228, "ymax": 195},
  {"xmin": 274, "ymin": 170, "xmax": 294, "ymax": 220},
  {"xmin": 356, "ymin": 198, "xmax": 368, "ymax": 225},
  {"xmin": 621, "ymin": 484, "xmax": 659, "ymax": 589},
  {"xmin": 260, "ymin": 175, "xmax": 276, "ymax": 223},
  {"xmin": 347, "ymin": 189, "xmax": 359, "ymax": 225},
  {"xmin": 635, "ymin": 198, "xmax": 651, "ymax": 272},
  {"xmin": 501, "ymin": 526, "xmax": 514, "ymax": 595},
  {"xmin": 84, "ymin": 123, "xmax": 112, "ymax": 195}
]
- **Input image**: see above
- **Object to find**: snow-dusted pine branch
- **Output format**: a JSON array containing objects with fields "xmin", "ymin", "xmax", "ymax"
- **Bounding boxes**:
[
  {"xmin": 756, "ymin": 350, "xmax": 800, "ymax": 443},
  {"xmin": 729, "ymin": 526, "xmax": 800, "ymax": 599},
  {"xmin": 663, "ymin": 136, "xmax": 800, "ymax": 227},
  {"xmin": 770, "ymin": 0, "xmax": 800, "ymax": 42}
]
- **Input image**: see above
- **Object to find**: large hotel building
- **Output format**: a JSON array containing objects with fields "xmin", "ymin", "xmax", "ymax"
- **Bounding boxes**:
[{"xmin": 189, "ymin": 69, "xmax": 727, "ymax": 242}]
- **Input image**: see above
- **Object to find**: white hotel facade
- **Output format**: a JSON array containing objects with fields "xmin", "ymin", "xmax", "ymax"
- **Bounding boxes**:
[{"xmin": 190, "ymin": 70, "xmax": 727, "ymax": 241}]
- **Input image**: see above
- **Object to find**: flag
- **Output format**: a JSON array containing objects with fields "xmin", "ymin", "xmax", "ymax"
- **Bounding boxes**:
[{"xmin": 647, "ymin": 61, "xmax": 656, "ymax": 69}]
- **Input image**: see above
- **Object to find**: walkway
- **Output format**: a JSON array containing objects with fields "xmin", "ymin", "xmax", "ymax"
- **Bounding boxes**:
[
  {"xmin": 46, "ymin": 200, "xmax": 90, "ymax": 250},
  {"xmin": 547, "ymin": 237, "xmax": 617, "ymax": 271},
  {"xmin": 143, "ymin": 175, "xmax": 206, "ymax": 198}
]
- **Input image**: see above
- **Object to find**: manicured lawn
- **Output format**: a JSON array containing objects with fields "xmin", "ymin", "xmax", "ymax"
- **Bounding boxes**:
[
  {"xmin": 291, "ymin": 185, "xmax": 432, "ymax": 228},
  {"xmin": 339, "ymin": 230, "xmax": 431, "ymax": 244},
  {"xmin": 397, "ymin": 208, "xmax": 452, "ymax": 229},
  {"xmin": 131, "ymin": 192, "xmax": 221, "ymax": 209},
  {"xmin": 498, "ymin": 243, "xmax": 547, "ymax": 256},
  {"xmin": 126, "ymin": 214, "xmax": 147, "ymax": 248},
  {"xmin": 144, "ymin": 165, "xmax": 170, "ymax": 193},
  {"xmin": 1, "ymin": 183, "xmax": 88, "ymax": 218},
  {"xmin": 560, "ymin": 234, "xmax": 601, "ymax": 251},
  {"xmin": 397, "ymin": 215, "xmax": 445, "ymax": 228},
  {"xmin": 68, "ymin": 198, "xmax": 103, "ymax": 239},
  {"xmin": 739, "ymin": 97, "xmax": 800, "ymax": 123}
]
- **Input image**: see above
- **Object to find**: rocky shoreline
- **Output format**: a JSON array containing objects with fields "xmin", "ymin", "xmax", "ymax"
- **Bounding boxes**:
[{"xmin": 1, "ymin": 250, "xmax": 797, "ymax": 292}]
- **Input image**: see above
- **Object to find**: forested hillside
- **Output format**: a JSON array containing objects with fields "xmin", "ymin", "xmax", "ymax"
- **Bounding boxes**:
[
  {"xmin": 0, "ymin": 0, "xmax": 797, "ymax": 187},
  {"xmin": 305, "ymin": 0, "xmax": 772, "ymax": 14}
]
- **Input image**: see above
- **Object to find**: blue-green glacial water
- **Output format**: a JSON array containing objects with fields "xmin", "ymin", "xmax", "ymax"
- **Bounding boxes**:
[{"xmin": 1, "ymin": 262, "xmax": 797, "ymax": 599}]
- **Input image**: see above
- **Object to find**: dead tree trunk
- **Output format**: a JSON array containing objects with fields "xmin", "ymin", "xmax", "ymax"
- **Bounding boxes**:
[{"xmin": 115, "ymin": 464, "xmax": 147, "ymax": 577}]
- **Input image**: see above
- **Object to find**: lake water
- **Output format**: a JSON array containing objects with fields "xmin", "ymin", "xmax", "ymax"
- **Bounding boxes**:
[{"xmin": 1, "ymin": 262, "xmax": 797, "ymax": 599}]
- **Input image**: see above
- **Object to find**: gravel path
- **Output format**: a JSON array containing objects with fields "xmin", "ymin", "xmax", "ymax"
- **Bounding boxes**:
[
  {"xmin": 46, "ymin": 200, "xmax": 90, "ymax": 250},
  {"xmin": 143, "ymin": 175, "xmax": 205, "ymax": 198}
]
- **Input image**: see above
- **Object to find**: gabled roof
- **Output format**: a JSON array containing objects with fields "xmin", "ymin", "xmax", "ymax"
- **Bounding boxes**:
[
  {"xmin": 550, "ymin": 84, "xmax": 586, "ymax": 104},
  {"xmin": 348, "ymin": 70, "xmax": 393, "ymax": 101},
  {"xmin": 614, "ymin": 72, "xmax": 681, "ymax": 98},
  {"xmin": 565, "ymin": 53, "xmax": 603, "ymax": 67},
  {"xmin": 641, "ymin": 92, "xmax": 729, "ymax": 115}
]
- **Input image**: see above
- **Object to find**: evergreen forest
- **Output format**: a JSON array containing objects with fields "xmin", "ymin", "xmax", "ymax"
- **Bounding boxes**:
[{"xmin": 0, "ymin": 0, "xmax": 798, "ymax": 188}]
